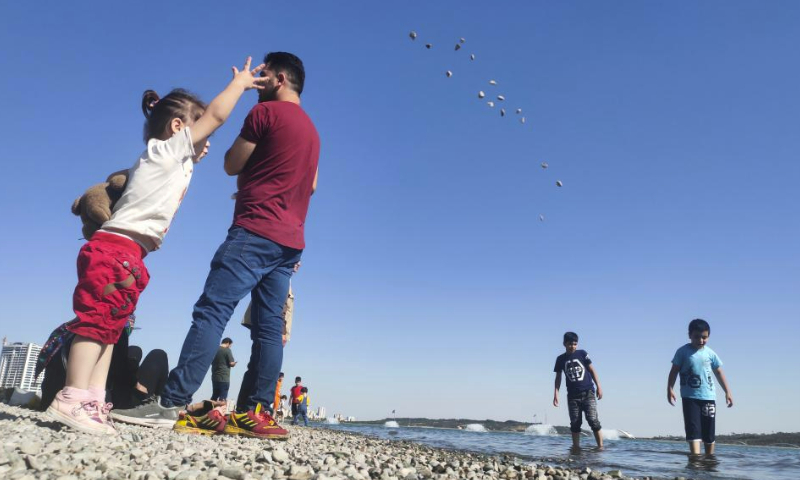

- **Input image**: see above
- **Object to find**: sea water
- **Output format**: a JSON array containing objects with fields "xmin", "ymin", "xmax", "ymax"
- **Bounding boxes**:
[{"xmin": 321, "ymin": 423, "xmax": 800, "ymax": 480}]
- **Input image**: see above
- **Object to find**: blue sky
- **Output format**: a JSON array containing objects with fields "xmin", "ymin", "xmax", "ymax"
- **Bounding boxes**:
[{"xmin": 1, "ymin": 1, "xmax": 798, "ymax": 436}]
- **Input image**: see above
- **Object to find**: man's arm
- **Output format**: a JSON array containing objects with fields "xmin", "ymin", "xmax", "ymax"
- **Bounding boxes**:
[
  {"xmin": 667, "ymin": 364, "xmax": 680, "ymax": 405},
  {"xmin": 228, "ymin": 350, "xmax": 237, "ymax": 368},
  {"xmin": 553, "ymin": 371, "xmax": 562, "ymax": 407},
  {"xmin": 714, "ymin": 367, "xmax": 733, "ymax": 407},
  {"xmin": 587, "ymin": 364, "xmax": 603, "ymax": 400},
  {"xmin": 224, "ymin": 136, "xmax": 257, "ymax": 176}
]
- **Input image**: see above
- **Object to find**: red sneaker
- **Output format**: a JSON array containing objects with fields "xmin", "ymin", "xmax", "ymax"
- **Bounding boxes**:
[
  {"xmin": 224, "ymin": 403, "xmax": 289, "ymax": 440},
  {"xmin": 173, "ymin": 401, "xmax": 227, "ymax": 436}
]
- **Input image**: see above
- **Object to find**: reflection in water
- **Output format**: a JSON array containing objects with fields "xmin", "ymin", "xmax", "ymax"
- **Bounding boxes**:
[{"xmin": 687, "ymin": 454, "xmax": 720, "ymax": 473}]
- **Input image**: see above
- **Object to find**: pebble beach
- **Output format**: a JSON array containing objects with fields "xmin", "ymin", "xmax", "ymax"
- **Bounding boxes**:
[{"xmin": 1, "ymin": 403, "xmax": 675, "ymax": 480}]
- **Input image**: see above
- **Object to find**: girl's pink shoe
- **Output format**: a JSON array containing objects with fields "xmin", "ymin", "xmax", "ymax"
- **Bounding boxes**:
[{"xmin": 47, "ymin": 397, "xmax": 117, "ymax": 435}]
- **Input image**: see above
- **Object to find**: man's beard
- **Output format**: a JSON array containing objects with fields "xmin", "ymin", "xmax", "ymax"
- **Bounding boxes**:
[{"xmin": 258, "ymin": 87, "xmax": 279, "ymax": 103}]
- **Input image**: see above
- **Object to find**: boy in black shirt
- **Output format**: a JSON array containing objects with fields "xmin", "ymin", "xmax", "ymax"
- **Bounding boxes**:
[{"xmin": 553, "ymin": 331, "xmax": 604, "ymax": 449}]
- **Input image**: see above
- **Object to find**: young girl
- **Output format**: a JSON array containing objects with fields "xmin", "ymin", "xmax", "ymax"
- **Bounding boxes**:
[{"xmin": 47, "ymin": 57, "xmax": 268, "ymax": 435}]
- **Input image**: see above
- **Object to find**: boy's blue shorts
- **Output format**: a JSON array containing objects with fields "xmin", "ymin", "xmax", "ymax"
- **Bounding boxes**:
[{"xmin": 682, "ymin": 398, "xmax": 716, "ymax": 444}]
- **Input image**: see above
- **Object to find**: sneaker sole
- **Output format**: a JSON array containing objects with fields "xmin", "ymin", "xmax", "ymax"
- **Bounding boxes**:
[
  {"xmin": 173, "ymin": 423, "xmax": 223, "ymax": 436},
  {"xmin": 223, "ymin": 425, "xmax": 289, "ymax": 440},
  {"xmin": 110, "ymin": 412, "xmax": 176, "ymax": 428},
  {"xmin": 47, "ymin": 405, "xmax": 115, "ymax": 435}
]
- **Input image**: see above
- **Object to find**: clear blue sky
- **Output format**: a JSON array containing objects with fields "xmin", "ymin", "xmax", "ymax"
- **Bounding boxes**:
[{"xmin": 1, "ymin": 1, "xmax": 798, "ymax": 437}]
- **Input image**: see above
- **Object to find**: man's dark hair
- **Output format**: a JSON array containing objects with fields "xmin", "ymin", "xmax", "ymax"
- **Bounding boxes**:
[
  {"xmin": 264, "ymin": 52, "xmax": 305, "ymax": 95},
  {"xmin": 688, "ymin": 318, "xmax": 711, "ymax": 335},
  {"xmin": 301, "ymin": 387, "xmax": 308, "ymax": 393},
  {"xmin": 295, "ymin": 376, "xmax": 302, "ymax": 382},
  {"xmin": 563, "ymin": 332, "xmax": 579, "ymax": 344},
  {"xmin": 222, "ymin": 337, "xmax": 233, "ymax": 345},
  {"xmin": 278, "ymin": 372, "xmax": 284, "ymax": 378}
]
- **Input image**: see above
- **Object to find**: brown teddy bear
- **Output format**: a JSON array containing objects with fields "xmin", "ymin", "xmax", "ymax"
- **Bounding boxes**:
[{"xmin": 71, "ymin": 170, "xmax": 129, "ymax": 240}]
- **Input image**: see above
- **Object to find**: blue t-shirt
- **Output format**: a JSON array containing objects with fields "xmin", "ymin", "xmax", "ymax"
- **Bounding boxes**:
[
  {"xmin": 671, "ymin": 344, "xmax": 722, "ymax": 401},
  {"xmin": 554, "ymin": 350, "xmax": 595, "ymax": 398}
]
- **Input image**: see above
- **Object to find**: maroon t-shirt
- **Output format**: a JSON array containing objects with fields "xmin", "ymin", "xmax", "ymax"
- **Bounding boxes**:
[{"xmin": 234, "ymin": 101, "xmax": 320, "ymax": 249}]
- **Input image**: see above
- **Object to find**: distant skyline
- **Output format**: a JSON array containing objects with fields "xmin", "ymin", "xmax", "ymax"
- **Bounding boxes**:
[{"xmin": 1, "ymin": 1, "xmax": 798, "ymax": 437}]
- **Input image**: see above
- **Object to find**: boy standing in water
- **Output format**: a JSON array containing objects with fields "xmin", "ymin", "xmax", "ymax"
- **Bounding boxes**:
[
  {"xmin": 668, "ymin": 318, "xmax": 734, "ymax": 455},
  {"xmin": 553, "ymin": 332, "xmax": 604, "ymax": 449}
]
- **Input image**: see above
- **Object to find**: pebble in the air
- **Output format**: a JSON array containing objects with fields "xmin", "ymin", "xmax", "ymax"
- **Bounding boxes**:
[
  {"xmin": 541, "ymin": 162, "xmax": 548, "ymax": 169},
  {"xmin": 516, "ymin": 108, "xmax": 522, "ymax": 114},
  {"xmin": 426, "ymin": 44, "xmax": 432, "ymax": 49},
  {"xmin": 460, "ymin": 38, "xmax": 466, "ymax": 44},
  {"xmin": 470, "ymin": 54, "xmax": 476, "ymax": 60},
  {"xmin": 497, "ymin": 95, "xmax": 505, "ymax": 101},
  {"xmin": 446, "ymin": 70, "xmax": 453, "ymax": 77},
  {"xmin": 539, "ymin": 214, "xmax": 545, "ymax": 222},
  {"xmin": 409, "ymin": 31, "xmax": 417, "ymax": 40},
  {"xmin": 487, "ymin": 101, "xmax": 495, "ymax": 107},
  {"xmin": 455, "ymin": 44, "xmax": 461, "ymax": 51},
  {"xmin": 520, "ymin": 117, "xmax": 526, "ymax": 124},
  {"xmin": 489, "ymin": 80, "xmax": 497, "ymax": 85},
  {"xmin": 478, "ymin": 91, "xmax": 485, "ymax": 98},
  {"xmin": 556, "ymin": 180, "xmax": 563, "ymax": 187},
  {"xmin": 500, "ymin": 108, "xmax": 506, "ymax": 117}
]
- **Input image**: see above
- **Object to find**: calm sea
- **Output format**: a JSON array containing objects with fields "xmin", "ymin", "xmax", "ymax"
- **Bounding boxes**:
[{"xmin": 320, "ymin": 422, "xmax": 800, "ymax": 480}]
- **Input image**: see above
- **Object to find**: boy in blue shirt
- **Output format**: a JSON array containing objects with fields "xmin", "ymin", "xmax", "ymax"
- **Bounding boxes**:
[
  {"xmin": 668, "ymin": 318, "xmax": 734, "ymax": 456},
  {"xmin": 553, "ymin": 332, "xmax": 604, "ymax": 450}
]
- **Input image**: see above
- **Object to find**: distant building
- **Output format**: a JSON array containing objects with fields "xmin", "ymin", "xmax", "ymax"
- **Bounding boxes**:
[
  {"xmin": 0, "ymin": 341, "xmax": 44, "ymax": 393},
  {"xmin": 317, "ymin": 406, "xmax": 326, "ymax": 419}
]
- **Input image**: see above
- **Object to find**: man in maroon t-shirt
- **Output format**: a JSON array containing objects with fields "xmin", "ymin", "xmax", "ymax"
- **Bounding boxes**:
[{"xmin": 129, "ymin": 52, "xmax": 320, "ymax": 439}]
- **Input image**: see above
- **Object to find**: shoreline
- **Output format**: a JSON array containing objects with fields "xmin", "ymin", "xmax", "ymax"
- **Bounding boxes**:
[{"xmin": 1, "ymin": 403, "xmax": 655, "ymax": 480}]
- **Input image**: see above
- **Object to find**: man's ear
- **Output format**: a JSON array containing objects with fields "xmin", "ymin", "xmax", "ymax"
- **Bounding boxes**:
[{"xmin": 276, "ymin": 72, "xmax": 286, "ymax": 88}]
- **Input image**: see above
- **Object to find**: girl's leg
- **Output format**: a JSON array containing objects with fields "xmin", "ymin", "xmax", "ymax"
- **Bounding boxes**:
[
  {"xmin": 65, "ymin": 335, "xmax": 105, "ymax": 389},
  {"xmin": 88, "ymin": 343, "xmax": 114, "ymax": 394}
]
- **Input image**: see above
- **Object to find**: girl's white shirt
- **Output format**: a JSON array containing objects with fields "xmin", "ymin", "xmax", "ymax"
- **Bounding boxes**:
[{"xmin": 101, "ymin": 127, "xmax": 196, "ymax": 252}]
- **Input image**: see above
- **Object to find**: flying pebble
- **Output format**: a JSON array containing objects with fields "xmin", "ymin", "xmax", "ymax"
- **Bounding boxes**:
[
  {"xmin": 556, "ymin": 180, "xmax": 563, "ymax": 187},
  {"xmin": 487, "ymin": 101, "xmax": 495, "ymax": 107},
  {"xmin": 460, "ymin": 37, "xmax": 466, "ymax": 44},
  {"xmin": 541, "ymin": 162, "xmax": 548, "ymax": 169},
  {"xmin": 489, "ymin": 80, "xmax": 497, "ymax": 85},
  {"xmin": 516, "ymin": 108, "xmax": 522, "ymax": 114},
  {"xmin": 520, "ymin": 117, "xmax": 526, "ymax": 124},
  {"xmin": 470, "ymin": 54, "xmax": 476, "ymax": 60},
  {"xmin": 409, "ymin": 31, "xmax": 417, "ymax": 40},
  {"xmin": 539, "ymin": 214, "xmax": 545, "ymax": 222},
  {"xmin": 478, "ymin": 91, "xmax": 485, "ymax": 98},
  {"xmin": 446, "ymin": 70, "xmax": 453, "ymax": 77},
  {"xmin": 500, "ymin": 108, "xmax": 506, "ymax": 117},
  {"xmin": 455, "ymin": 44, "xmax": 461, "ymax": 51},
  {"xmin": 497, "ymin": 95, "xmax": 505, "ymax": 101},
  {"xmin": 425, "ymin": 43, "xmax": 432, "ymax": 49}
]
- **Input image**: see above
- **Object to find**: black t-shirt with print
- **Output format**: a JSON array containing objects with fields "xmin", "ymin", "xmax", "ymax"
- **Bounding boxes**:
[{"xmin": 554, "ymin": 350, "xmax": 595, "ymax": 398}]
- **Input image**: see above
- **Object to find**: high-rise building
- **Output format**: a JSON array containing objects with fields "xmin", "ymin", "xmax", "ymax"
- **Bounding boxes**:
[
  {"xmin": 317, "ymin": 406, "xmax": 326, "ymax": 419},
  {"xmin": 0, "ymin": 341, "xmax": 44, "ymax": 393}
]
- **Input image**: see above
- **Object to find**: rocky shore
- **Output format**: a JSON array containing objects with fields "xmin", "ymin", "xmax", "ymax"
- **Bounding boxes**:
[{"xmin": 1, "ymin": 403, "xmax": 666, "ymax": 480}]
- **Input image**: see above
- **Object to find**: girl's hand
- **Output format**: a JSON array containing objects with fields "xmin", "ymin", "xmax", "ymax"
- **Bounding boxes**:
[{"xmin": 231, "ymin": 56, "xmax": 268, "ymax": 91}]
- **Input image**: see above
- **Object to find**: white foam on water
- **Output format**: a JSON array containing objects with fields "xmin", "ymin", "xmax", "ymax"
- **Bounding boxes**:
[
  {"xmin": 465, "ymin": 423, "xmax": 487, "ymax": 432},
  {"xmin": 325, "ymin": 418, "xmax": 340, "ymax": 425},
  {"xmin": 601, "ymin": 429, "xmax": 620, "ymax": 440},
  {"xmin": 384, "ymin": 421, "xmax": 400, "ymax": 428},
  {"xmin": 525, "ymin": 424, "xmax": 558, "ymax": 436}
]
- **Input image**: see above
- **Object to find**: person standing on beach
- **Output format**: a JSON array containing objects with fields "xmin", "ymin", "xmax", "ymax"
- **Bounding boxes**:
[
  {"xmin": 668, "ymin": 318, "xmax": 734, "ymax": 456},
  {"xmin": 46, "ymin": 58, "xmax": 269, "ymax": 436},
  {"xmin": 272, "ymin": 372, "xmax": 284, "ymax": 414},
  {"xmin": 553, "ymin": 332, "xmax": 604, "ymax": 450},
  {"xmin": 112, "ymin": 52, "xmax": 320, "ymax": 441},
  {"xmin": 210, "ymin": 338, "xmax": 237, "ymax": 401},
  {"xmin": 292, "ymin": 386, "xmax": 310, "ymax": 426},
  {"xmin": 290, "ymin": 376, "xmax": 304, "ymax": 420}
]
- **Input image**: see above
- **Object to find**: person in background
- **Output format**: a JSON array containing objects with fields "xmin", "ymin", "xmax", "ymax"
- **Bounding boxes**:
[{"xmin": 211, "ymin": 338, "xmax": 237, "ymax": 401}]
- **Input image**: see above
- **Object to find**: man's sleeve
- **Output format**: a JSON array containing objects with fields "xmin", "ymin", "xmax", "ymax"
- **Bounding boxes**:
[
  {"xmin": 239, "ymin": 104, "xmax": 270, "ymax": 144},
  {"xmin": 583, "ymin": 351, "xmax": 592, "ymax": 365},
  {"xmin": 553, "ymin": 356, "xmax": 562, "ymax": 373},
  {"xmin": 711, "ymin": 352, "xmax": 722, "ymax": 370},
  {"xmin": 671, "ymin": 348, "xmax": 683, "ymax": 367},
  {"xmin": 227, "ymin": 350, "xmax": 235, "ymax": 363}
]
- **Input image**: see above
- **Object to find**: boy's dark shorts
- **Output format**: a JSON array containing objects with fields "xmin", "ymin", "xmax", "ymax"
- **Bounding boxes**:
[
  {"xmin": 682, "ymin": 398, "xmax": 716, "ymax": 444},
  {"xmin": 567, "ymin": 389, "xmax": 602, "ymax": 433}
]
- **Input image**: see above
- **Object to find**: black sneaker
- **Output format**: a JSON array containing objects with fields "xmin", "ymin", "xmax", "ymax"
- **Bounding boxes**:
[{"xmin": 110, "ymin": 395, "xmax": 181, "ymax": 428}]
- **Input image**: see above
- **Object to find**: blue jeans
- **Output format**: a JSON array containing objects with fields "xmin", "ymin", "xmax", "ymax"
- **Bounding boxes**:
[
  {"xmin": 211, "ymin": 381, "xmax": 229, "ymax": 401},
  {"xmin": 160, "ymin": 226, "xmax": 301, "ymax": 410},
  {"xmin": 293, "ymin": 407, "xmax": 309, "ymax": 426}
]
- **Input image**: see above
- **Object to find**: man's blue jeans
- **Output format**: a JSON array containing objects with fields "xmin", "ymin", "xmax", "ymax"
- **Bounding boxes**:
[
  {"xmin": 160, "ymin": 226, "xmax": 301, "ymax": 411},
  {"xmin": 211, "ymin": 381, "xmax": 230, "ymax": 401}
]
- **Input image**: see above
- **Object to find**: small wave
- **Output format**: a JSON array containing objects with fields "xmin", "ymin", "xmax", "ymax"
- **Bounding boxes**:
[
  {"xmin": 601, "ymin": 429, "xmax": 620, "ymax": 441},
  {"xmin": 465, "ymin": 424, "xmax": 487, "ymax": 432},
  {"xmin": 325, "ymin": 418, "xmax": 339, "ymax": 425},
  {"xmin": 525, "ymin": 424, "xmax": 558, "ymax": 436},
  {"xmin": 384, "ymin": 421, "xmax": 400, "ymax": 428}
]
